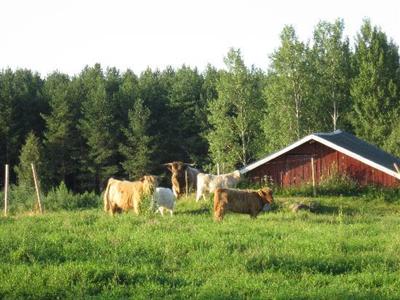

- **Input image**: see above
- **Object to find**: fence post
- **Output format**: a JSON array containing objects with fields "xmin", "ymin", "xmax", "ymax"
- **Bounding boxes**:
[
  {"xmin": 31, "ymin": 163, "xmax": 43, "ymax": 214},
  {"xmin": 217, "ymin": 163, "xmax": 220, "ymax": 175},
  {"xmin": 311, "ymin": 157, "xmax": 317, "ymax": 197},
  {"xmin": 4, "ymin": 164, "xmax": 9, "ymax": 217}
]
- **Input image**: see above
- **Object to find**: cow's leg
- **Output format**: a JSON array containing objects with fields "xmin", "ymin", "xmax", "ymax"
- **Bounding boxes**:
[
  {"xmin": 214, "ymin": 202, "xmax": 224, "ymax": 221},
  {"xmin": 159, "ymin": 207, "xmax": 164, "ymax": 216},
  {"xmin": 110, "ymin": 203, "xmax": 117, "ymax": 216},
  {"xmin": 172, "ymin": 187, "xmax": 178, "ymax": 198},
  {"xmin": 169, "ymin": 209, "xmax": 173, "ymax": 216},
  {"xmin": 133, "ymin": 200, "xmax": 140, "ymax": 215},
  {"xmin": 250, "ymin": 209, "xmax": 258, "ymax": 219},
  {"xmin": 196, "ymin": 186, "xmax": 203, "ymax": 202}
]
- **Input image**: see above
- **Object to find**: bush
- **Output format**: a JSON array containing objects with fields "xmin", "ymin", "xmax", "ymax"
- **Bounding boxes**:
[
  {"xmin": 0, "ymin": 184, "xmax": 40, "ymax": 214},
  {"xmin": 44, "ymin": 182, "xmax": 100, "ymax": 211},
  {"xmin": 317, "ymin": 168, "xmax": 359, "ymax": 196},
  {"xmin": 138, "ymin": 194, "xmax": 156, "ymax": 217}
]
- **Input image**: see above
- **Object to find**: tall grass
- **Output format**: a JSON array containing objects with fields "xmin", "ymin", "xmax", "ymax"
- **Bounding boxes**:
[
  {"xmin": 0, "ymin": 182, "xmax": 100, "ymax": 215},
  {"xmin": 0, "ymin": 194, "xmax": 399, "ymax": 299}
]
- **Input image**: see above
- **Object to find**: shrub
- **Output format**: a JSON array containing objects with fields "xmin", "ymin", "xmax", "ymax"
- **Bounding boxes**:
[
  {"xmin": 44, "ymin": 182, "xmax": 100, "ymax": 211},
  {"xmin": 0, "ymin": 184, "xmax": 39, "ymax": 214},
  {"xmin": 138, "ymin": 194, "xmax": 156, "ymax": 217},
  {"xmin": 317, "ymin": 167, "xmax": 359, "ymax": 196}
]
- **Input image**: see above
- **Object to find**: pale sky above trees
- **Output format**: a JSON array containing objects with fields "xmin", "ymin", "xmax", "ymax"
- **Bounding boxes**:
[{"xmin": 0, "ymin": 0, "xmax": 399, "ymax": 76}]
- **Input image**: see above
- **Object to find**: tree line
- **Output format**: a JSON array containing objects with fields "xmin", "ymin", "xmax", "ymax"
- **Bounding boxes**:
[{"xmin": 1, "ymin": 19, "xmax": 399, "ymax": 193}]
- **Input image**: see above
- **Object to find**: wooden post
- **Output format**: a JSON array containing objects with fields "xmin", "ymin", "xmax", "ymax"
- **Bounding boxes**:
[
  {"xmin": 394, "ymin": 163, "xmax": 400, "ymax": 175},
  {"xmin": 4, "ymin": 164, "xmax": 9, "ymax": 217},
  {"xmin": 216, "ymin": 163, "xmax": 220, "ymax": 175},
  {"xmin": 31, "ymin": 163, "xmax": 43, "ymax": 214},
  {"xmin": 311, "ymin": 157, "xmax": 316, "ymax": 197}
]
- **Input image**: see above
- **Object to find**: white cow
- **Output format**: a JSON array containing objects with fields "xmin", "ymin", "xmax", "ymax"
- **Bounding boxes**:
[
  {"xmin": 153, "ymin": 187, "xmax": 176, "ymax": 216},
  {"xmin": 196, "ymin": 170, "xmax": 241, "ymax": 202}
]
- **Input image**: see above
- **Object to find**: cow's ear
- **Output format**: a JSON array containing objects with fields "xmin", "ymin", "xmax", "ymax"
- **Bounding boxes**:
[{"xmin": 139, "ymin": 176, "xmax": 145, "ymax": 182}]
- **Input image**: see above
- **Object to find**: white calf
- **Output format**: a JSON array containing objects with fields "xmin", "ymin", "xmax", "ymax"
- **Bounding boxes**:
[
  {"xmin": 153, "ymin": 187, "xmax": 176, "ymax": 216},
  {"xmin": 196, "ymin": 170, "xmax": 241, "ymax": 202}
]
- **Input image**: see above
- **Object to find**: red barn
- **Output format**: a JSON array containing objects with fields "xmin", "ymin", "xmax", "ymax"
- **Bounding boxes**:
[{"xmin": 241, "ymin": 130, "xmax": 400, "ymax": 188}]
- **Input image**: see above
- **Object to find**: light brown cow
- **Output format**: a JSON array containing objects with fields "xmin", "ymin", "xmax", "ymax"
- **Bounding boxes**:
[
  {"xmin": 213, "ymin": 187, "xmax": 274, "ymax": 221},
  {"xmin": 164, "ymin": 161, "xmax": 200, "ymax": 198},
  {"xmin": 103, "ymin": 176, "xmax": 158, "ymax": 215}
]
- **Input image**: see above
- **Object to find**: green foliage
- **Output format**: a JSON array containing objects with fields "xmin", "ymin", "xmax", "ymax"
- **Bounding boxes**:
[
  {"xmin": 317, "ymin": 168, "xmax": 359, "ymax": 196},
  {"xmin": 0, "ymin": 184, "xmax": 37, "ymax": 214},
  {"xmin": 263, "ymin": 26, "xmax": 314, "ymax": 153},
  {"xmin": 0, "ymin": 196, "xmax": 400, "ymax": 298},
  {"xmin": 168, "ymin": 66, "xmax": 207, "ymax": 163},
  {"xmin": 351, "ymin": 19, "xmax": 400, "ymax": 151},
  {"xmin": 310, "ymin": 19, "xmax": 353, "ymax": 131},
  {"xmin": 41, "ymin": 72, "xmax": 80, "ymax": 189},
  {"xmin": 119, "ymin": 98, "xmax": 153, "ymax": 179},
  {"xmin": 207, "ymin": 48, "xmax": 264, "ymax": 170},
  {"xmin": 44, "ymin": 182, "xmax": 100, "ymax": 211},
  {"xmin": 137, "ymin": 194, "xmax": 156, "ymax": 217},
  {"xmin": 78, "ymin": 64, "xmax": 120, "ymax": 191},
  {"xmin": 14, "ymin": 132, "xmax": 43, "ymax": 188},
  {"xmin": 0, "ymin": 69, "xmax": 47, "ymax": 185}
]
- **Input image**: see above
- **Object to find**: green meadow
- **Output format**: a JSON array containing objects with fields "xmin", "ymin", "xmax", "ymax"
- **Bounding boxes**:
[{"xmin": 1, "ymin": 195, "xmax": 400, "ymax": 299}]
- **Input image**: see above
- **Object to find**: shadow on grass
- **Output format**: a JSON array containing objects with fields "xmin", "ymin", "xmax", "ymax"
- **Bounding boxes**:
[
  {"xmin": 274, "ymin": 201, "xmax": 358, "ymax": 216},
  {"xmin": 311, "ymin": 204, "xmax": 358, "ymax": 216},
  {"xmin": 177, "ymin": 208, "xmax": 211, "ymax": 216}
]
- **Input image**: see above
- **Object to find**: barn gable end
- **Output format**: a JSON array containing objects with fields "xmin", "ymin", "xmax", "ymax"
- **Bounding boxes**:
[{"xmin": 241, "ymin": 130, "xmax": 400, "ymax": 188}]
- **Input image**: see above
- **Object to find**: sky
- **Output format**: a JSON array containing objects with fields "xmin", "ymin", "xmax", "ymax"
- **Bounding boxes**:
[{"xmin": 0, "ymin": 0, "xmax": 399, "ymax": 77}]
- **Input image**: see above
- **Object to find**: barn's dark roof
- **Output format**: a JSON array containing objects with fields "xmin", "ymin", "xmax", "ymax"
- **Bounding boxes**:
[
  {"xmin": 315, "ymin": 130, "xmax": 400, "ymax": 173},
  {"xmin": 241, "ymin": 130, "xmax": 400, "ymax": 179}
]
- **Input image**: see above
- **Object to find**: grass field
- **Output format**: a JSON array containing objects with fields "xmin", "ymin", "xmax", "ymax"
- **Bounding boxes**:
[{"xmin": 1, "ymin": 194, "xmax": 400, "ymax": 299}]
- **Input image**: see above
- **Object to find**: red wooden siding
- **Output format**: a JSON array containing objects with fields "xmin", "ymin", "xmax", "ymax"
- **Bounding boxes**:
[{"xmin": 247, "ymin": 141, "xmax": 399, "ymax": 187}]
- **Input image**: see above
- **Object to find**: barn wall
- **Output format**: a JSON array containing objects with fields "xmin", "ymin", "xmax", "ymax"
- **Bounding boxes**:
[{"xmin": 247, "ymin": 141, "xmax": 399, "ymax": 188}]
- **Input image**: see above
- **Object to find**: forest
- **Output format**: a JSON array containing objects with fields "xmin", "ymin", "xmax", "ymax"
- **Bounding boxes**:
[{"xmin": 0, "ymin": 19, "xmax": 399, "ymax": 193}]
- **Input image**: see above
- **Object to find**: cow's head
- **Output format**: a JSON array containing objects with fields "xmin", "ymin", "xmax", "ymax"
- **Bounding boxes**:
[
  {"xmin": 140, "ymin": 175, "xmax": 158, "ymax": 195},
  {"xmin": 232, "ymin": 170, "xmax": 241, "ymax": 180},
  {"xmin": 257, "ymin": 187, "xmax": 274, "ymax": 205},
  {"xmin": 164, "ymin": 161, "xmax": 193, "ymax": 197},
  {"xmin": 164, "ymin": 161, "xmax": 193, "ymax": 175}
]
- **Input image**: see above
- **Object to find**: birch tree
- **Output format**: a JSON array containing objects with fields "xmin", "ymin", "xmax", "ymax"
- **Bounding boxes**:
[{"xmin": 207, "ymin": 48, "xmax": 264, "ymax": 170}]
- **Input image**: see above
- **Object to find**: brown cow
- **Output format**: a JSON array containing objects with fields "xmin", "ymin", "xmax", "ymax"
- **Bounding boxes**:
[
  {"xmin": 103, "ymin": 175, "xmax": 158, "ymax": 215},
  {"xmin": 213, "ymin": 187, "xmax": 274, "ymax": 221},
  {"xmin": 164, "ymin": 161, "xmax": 200, "ymax": 198}
]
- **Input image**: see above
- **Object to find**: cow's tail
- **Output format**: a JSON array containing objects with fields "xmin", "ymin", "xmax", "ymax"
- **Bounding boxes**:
[{"xmin": 103, "ymin": 178, "xmax": 112, "ymax": 212}]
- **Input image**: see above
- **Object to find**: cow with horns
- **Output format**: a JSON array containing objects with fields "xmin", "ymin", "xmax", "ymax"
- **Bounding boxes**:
[{"xmin": 163, "ymin": 161, "xmax": 201, "ymax": 198}]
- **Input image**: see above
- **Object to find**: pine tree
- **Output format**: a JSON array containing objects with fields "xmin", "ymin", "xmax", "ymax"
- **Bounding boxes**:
[
  {"xmin": 14, "ymin": 132, "xmax": 43, "ymax": 188},
  {"xmin": 0, "ymin": 69, "xmax": 14, "ymax": 167},
  {"xmin": 0, "ymin": 69, "xmax": 47, "ymax": 185},
  {"xmin": 78, "ymin": 64, "xmax": 119, "ymax": 191},
  {"xmin": 168, "ymin": 65, "xmax": 206, "ymax": 163},
  {"xmin": 41, "ymin": 72, "xmax": 79, "ymax": 189},
  {"xmin": 119, "ymin": 98, "xmax": 152, "ymax": 179},
  {"xmin": 138, "ymin": 68, "xmax": 174, "ymax": 166}
]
